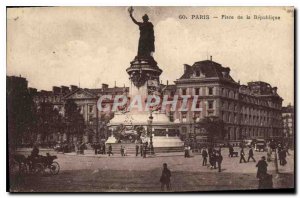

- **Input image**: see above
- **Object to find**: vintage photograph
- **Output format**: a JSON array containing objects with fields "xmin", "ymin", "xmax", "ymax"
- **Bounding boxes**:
[{"xmin": 7, "ymin": 6, "xmax": 294, "ymax": 192}]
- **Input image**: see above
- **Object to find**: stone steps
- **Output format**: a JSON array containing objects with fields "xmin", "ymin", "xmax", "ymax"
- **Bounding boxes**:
[
  {"xmin": 154, "ymin": 146, "xmax": 184, "ymax": 153},
  {"xmin": 103, "ymin": 143, "xmax": 184, "ymax": 154}
]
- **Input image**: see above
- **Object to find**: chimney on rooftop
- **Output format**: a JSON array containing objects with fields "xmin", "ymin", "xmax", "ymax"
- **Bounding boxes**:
[
  {"xmin": 70, "ymin": 85, "xmax": 78, "ymax": 92},
  {"xmin": 52, "ymin": 86, "xmax": 61, "ymax": 94},
  {"xmin": 184, "ymin": 64, "xmax": 191, "ymax": 72},
  {"xmin": 102, "ymin": 83, "xmax": 108, "ymax": 89},
  {"xmin": 210, "ymin": 56, "xmax": 212, "ymax": 61}
]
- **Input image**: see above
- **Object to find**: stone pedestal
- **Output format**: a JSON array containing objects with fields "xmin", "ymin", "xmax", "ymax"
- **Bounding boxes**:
[
  {"xmin": 108, "ymin": 55, "xmax": 184, "ymax": 149},
  {"xmin": 126, "ymin": 56, "xmax": 162, "ymax": 90}
]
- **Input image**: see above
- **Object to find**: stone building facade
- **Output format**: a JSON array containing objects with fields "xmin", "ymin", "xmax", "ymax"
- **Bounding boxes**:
[
  {"xmin": 282, "ymin": 104, "xmax": 294, "ymax": 147},
  {"xmin": 32, "ymin": 83, "xmax": 129, "ymax": 143},
  {"xmin": 172, "ymin": 59, "xmax": 283, "ymax": 145},
  {"xmin": 16, "ymin": 59, "xmax": 284, "ymax": 145}
]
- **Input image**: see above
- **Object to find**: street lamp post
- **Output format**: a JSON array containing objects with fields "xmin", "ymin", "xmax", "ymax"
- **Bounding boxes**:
[
  {"xmin": 193, "ymin": 116, "xmax": 197, "ymax": 150},
  {"xmin": 148, "ymin": 111, "xmax": 154, "ymax": 155}
]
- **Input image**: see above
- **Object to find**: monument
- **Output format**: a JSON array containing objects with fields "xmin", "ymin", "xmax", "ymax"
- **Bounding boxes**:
[{"xmin": 107, "ymin": 7, "xmax": 183, "ymax": 151}]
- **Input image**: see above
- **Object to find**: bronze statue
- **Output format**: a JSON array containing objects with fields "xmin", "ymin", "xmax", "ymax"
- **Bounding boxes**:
[{"xmin": 128, "ymin": 7, "xmax": 155, "ymax": 57}]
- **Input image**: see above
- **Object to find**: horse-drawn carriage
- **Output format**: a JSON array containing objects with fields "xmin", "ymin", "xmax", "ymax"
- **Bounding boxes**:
[{"xmin": 9, "ymin": 153, "xmax": 60, "ymax": 176}]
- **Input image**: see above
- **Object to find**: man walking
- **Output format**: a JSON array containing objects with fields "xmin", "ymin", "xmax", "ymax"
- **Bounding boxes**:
[
  {"xmin": 256, "ymin": 156, "xmax": 268, "ymax": 178},
  {"xmin": 135, "ymin": 144, "xmax": 139, "ymax": 156},
  {"xmin": 140, "ymin": 144, "xmax": 143, "ymax": 157},
  {"xmin": 120, "ymin": 145, "xmax": 124, "ymax": 156},
  {"xmin": 143, "ymin": 143, "xmax": 147, "ymax": 158},
  {"xmin": 216, "ymin": 151, "xmax": 223, "ymax": 172},
  {"xmin": 229, "ymin": 144, "xmax": 234, "ymax": 157},
  {"xmin": 240, "ymin": 147, "xmax": 247, "ymax": 163},
  {"xmin": 256, "ymin": 156, "xmax": 272, "ymax": 189},
  {"xmin": 160, "ymin": 163, "xmax": 171, "ymax": 191},
  {"xmin": 248, "ymin": 147, "xmax": 256, "ymax": 162},
  {"xmin": 210, "ymin": 150, "xmax": 217, "ymax": 169},
  {"xmin": 202, "ymin": 148, "xmax": 208, "ymax": 166},
  {"xmin": 279, "ymin": 149, "xmax": 287, "ymax": 166},
  {"xmin": 108, "ymin": 144, "xmax": 113, "ymax": 156}
]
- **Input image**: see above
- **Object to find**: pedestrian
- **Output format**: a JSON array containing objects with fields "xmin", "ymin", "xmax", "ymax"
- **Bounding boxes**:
[
  {"xmin": 160, "ymin": 163, "xmax": 171, "ymax": 191},
  {"xmin": 143, "ymin": 143, "xmax": 147, "ymax": 158},
  {"xmin": 31, "ymin": 145, "xmax": 39, "ymax": 157},
  {"xmin": 216, "ymin": 151, "xmax": 223, "ymax": 172},
  {"xmin": 136, "ymin": 144, "xmax": 139, "ymax": 156},
  {"xmin": 108, "ymin": 144, "xmax": 113, "ymax": 156},
  {"xmin": 94, "ymin": 143, "xmax": 98, "ymax": 155},
  {"xmin": 229, "ymin": 144, "xmax": 234, "ymax": 157},
  {"xmin": 240, "ymin": 147, "xmax": 246, "ymax": 163},
  {"xmin": 28, "ymin": 145, "xmax": 40, "ymax": 171},
  {"xmin": 202, "ymin": 148, "xmax": 208, "ymax": 166},
  {"xmin": 278, "ymin": 149, "xmax": 283, "ymax": 165},
  {"xmin": 120, "ymin": 145, "xmax": 124, "ymax": 156},
  {"xmin": 140, "ymin": 144, "xmax": 143, "ymax": 157},
  {"xmin": 277, "ymin": 143, "xmax": 282, "ymax": 153},
  {"xmin": 210, "ymin": 150, "xmax": 217, "ymax": 169},
  {"xmin": 208, "ymin": 147, "xmax": 213, "ymax": 157},
  {"xmin": 256, "ymin": 156, "xmax": 268, "ymax": 179},
  {"xmin": 124, "ymin": 146, "xmax": 127, "ymax": 156},
  {"xmin": 188, "ymin": 146, "xmax": 192, "ymax": 157},
  {"xmin": 256, "ymin": 156, "xmax": 272, "ymax": 189},
  {"xmin": 267, "ymin": 146, "xmax": 272, "ymax": 162},
  {"xmin": 279, "ymin": 149, "xmax": 287, "ymax": 166},
  {"xmin": 184, "ymin": 145, "xmax": 189, "ymax": 158},
  {"xmin": 248, "ymin": 147, "xmax": 256, "ymax": 162}
]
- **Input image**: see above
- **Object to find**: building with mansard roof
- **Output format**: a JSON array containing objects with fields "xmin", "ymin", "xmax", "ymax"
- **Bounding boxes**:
[{"xmin": 173, "ymin": 59, "xmax": 283, "ymax": 146}]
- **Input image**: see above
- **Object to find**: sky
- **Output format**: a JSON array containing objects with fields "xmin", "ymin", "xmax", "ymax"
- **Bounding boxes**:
[{"xmin": 7, "ymin": 7, "xmax": 294, "ymax": 105}]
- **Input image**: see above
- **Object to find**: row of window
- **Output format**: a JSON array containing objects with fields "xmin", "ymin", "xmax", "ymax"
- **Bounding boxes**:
[
  {"xmin": 79, "ymin": 105, "xmax": 95, "ymax": 114},
  {"xmin": 227, "ymin": 127, "xmax": 277, "ymax": 140},
  {"xmin": 221, "ymin": 88, "xmax": 238, "ymax": 99},
  {"xmin": 35, "ymin": 96, "xmax": 62, "ymax": 103},
  {"xmin": 181, "ymin": 87, "xmax": 214, "ymax": 96}
]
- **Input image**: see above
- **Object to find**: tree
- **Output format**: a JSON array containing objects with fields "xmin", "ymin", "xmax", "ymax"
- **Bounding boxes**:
[
  {"xmin": 64, "ymin": 99, "xmax": 85, "ymax": 142},
  {"xmin": 7, "ymin": 79, "xmax": 36, "ymax": 151},
  {"xmin": 36, "ymin": 102, "xmax": 64, "ymax": 144}
]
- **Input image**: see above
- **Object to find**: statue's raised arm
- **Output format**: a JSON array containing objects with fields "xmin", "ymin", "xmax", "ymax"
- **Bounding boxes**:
[{"xmin": 128, "ymin": 7, "xmax": 140, "ymax": 26}]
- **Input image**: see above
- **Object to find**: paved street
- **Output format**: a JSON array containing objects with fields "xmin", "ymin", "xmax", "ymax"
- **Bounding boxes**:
[{"xmin": 10, "ymin": 148, "xmax": 294, "ymax": 192}]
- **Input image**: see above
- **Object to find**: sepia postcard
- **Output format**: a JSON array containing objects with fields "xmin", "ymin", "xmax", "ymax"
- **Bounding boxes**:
[{"xmin": 7, "ymin": 6, "xmax": 295, "ymax": 192}]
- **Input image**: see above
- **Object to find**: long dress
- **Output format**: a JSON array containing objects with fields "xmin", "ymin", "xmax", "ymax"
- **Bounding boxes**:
[{"xmin": 137, "ymin": 22, "xmax": 155, "ymax": 57}]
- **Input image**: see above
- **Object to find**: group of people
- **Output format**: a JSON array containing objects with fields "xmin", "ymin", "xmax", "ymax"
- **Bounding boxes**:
[
  {"xmin": 201, "ymin": 147, "xmax": 223, "ymax": 172},
  {"xmin": 239, "ymin": 147, "xmax": 256, "ymax": 163},
  {"xmin": 278, "ymin": 145, "xmax": 289, "ymax": 166},
  {"xmin": 120, "ymin": 145, "xmax": 127, "ymax": 156},
  {"xmin": 92, "ymin": 142, "xmax": 106, "ymax": 155},
  {"xmin": 184, "ymin": 145, "xmax": 192, "ymax": 158},
  {"xmin": 160, "ymin": 151, "xmax": 277, "ymax": 191},
  {"xmin": 105, "ymin": 142, "xmax": 154, "ymax": 158},
  {"xmin": 135, "ymin": 142, "xmax": 153, "ymax": 158}
]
